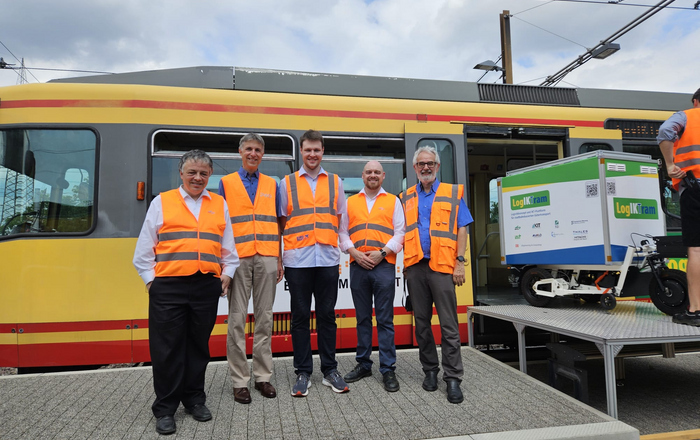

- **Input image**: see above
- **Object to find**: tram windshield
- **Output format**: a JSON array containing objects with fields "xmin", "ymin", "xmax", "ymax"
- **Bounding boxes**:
[{"xmin": 0, "ymin": 129, "xmax": 97, "ymax": 237}]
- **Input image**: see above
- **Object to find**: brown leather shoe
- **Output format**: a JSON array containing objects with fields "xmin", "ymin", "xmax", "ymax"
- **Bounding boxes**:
[
  {"xmin": 233, "ymin": 387, "xmax": 251, "ymax": 404},
  {"xmin": 254, "ymin": 381, "xmax": 277, "ymax": 398}
]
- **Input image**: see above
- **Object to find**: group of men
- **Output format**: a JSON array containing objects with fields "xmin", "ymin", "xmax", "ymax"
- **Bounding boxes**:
[{"xmin": 133, "ymin": 129, "xmax": 473, "ymax": 435}]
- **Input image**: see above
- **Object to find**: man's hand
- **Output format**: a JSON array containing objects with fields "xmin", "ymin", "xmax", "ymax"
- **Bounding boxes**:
[
  {"xmin": 350, "ymin": 248, "xmax": 375, "ymax": 270},
  {"xmin": 276, "ymin": 258, "xmax": 284, "ymax": 284},
  {"xmin": 667, "ymin": 163, "xmax": 686, "ymax": 179},
  {"xmin": 220, "ymin": 275, "xmax": 232, "ymax": 297},
  {"xmin": 452, "ymin": 262, "xmax": 465, "ymax": 286},
  {"xmin": 367, "ymin": 250, "xmax": 385, "ymax": 266},
  {"xmin": 146, "ymin": 282, "xmax": 152, "ymax": 293}
]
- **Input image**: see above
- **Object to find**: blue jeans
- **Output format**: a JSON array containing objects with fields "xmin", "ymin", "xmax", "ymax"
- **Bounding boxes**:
[
  {"xmin": 350, "ymin": 260, "xmax": 397, "ymax": 374},
  {"xmin": 286, "ymin": 266, "xmax": 339, "ymax": 376}
]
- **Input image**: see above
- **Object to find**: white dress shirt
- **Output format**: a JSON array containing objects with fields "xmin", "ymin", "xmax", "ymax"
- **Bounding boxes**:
[
  {"xmin": 133, "ymin": 186, "xmax": 240, "ymax": 284},
  {"xmin": 277, "ymin": 166, "xmax": 347, "ymax": 268},
  {"xmin": 338, "ymin": 187, "xmax": 405, "ymax": 254}
]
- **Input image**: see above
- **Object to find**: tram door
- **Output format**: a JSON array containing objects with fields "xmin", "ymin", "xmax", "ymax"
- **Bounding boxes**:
[
  {"xmin": 404, "ymin": 122, "xmax": 473, "ymax": 342},
  {"xmin": 463, "ymin": 125, "xmax": 565, "ymax": 305}
]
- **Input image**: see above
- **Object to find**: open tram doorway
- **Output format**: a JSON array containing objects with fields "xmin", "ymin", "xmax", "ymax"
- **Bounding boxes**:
[{"xmin": 465, "ymin": 125, "xmax": 565, "ymax": 306}]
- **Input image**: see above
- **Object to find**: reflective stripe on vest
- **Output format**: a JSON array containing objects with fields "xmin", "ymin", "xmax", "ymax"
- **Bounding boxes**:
[
  {"xmin": 283, "ymin": 171, "xmax": 339, "ymax": 250},
  {"xmin": 347, "ymin": 192, "xmax": 397, "ymax": 265},
  {"xmin": 221, "ymin": 172, "xmax": 279, "ymax": 258},
  {"xmin": 673, "ymin": 108, "xmax": 700, "ymax": 191},
  {"xmin": 155, "ymin": 189, "xmax": 225, "ymax": 277},
  {"xmin": 401, "ymin": 183, "xmax": 463, "ymax": 274}
]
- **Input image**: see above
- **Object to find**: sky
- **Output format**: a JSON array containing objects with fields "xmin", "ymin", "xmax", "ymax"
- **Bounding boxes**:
[{"xmin": 1, "ymin": 0, "xmax": 699, "ymax": 93}]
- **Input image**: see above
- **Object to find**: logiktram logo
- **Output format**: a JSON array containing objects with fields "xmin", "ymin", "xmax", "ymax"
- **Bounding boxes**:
[
  {"xmin": 613, "ymin": 198, "xmax": 658, "ymax": 219},
  {"xmin": 511, "ymin": 191, "xmax": 550, "ymax": 210}
]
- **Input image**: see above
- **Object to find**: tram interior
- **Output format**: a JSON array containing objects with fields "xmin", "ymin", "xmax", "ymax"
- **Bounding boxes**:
[{"xmin": 468, "ymin": 139, "xmax": 560, "ymax": 306}]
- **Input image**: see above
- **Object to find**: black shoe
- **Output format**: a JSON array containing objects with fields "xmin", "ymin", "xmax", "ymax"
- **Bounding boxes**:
[
  {"xmin": 422, "ymin": 370, "xmax": 438, "ymax": 392},
  {"xmin": 185, "ymin": 403, "xmax": 212, "ymax": 422},
  {"xmin": 343, "ymin": 364, "xmax": 372, "ymax": 383},
  {"xmin": 446, "ymin": 379, "xmax": 463, "ymax": 404},
  {"xmin": 673, "ymin": 310, "xmax": 700, "ymax": 326},
  {"xmin": 382, "ymin": 371, "xmax": 400, "ymax": 392},
  {"xmin": 155, "ymin": 415, "xmax": 176, "ymax": 435}
]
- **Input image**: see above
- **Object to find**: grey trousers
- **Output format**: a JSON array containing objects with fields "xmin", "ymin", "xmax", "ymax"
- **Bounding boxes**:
[{"xmin": 405, "ymin": 259, "xmax": 464, "ymax": 381}]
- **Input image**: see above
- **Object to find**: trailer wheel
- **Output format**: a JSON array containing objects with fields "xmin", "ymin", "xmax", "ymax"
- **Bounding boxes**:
[
  {"xmin": 649, "ymin": 269, "xmax": 688, "ymax": 316},
  {"xmin": 601, "ymin": 293, "xmax": 616, "ymax": 310},
  {"xmin": 521, "ymin": 268, "xmax": 553, "ymax": 307}
]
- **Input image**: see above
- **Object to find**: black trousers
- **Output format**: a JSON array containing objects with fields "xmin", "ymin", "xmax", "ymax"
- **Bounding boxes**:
[
  {"xmin": 149, "ymin": 272, "xmax": 220, "ymax": 417},
  {"xmin": 285, "ymin": 266, "xmax": 340, "ymax": 376}
]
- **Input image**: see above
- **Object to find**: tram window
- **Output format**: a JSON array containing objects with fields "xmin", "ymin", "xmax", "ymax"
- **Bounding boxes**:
[
  {"xmin": 416, "ymin": 139, "xmax": 454, "ymax": 184},
  {"xmin": 323, "ymin": 137, "xmax": 404, "ymax": 158},
  {"xmin": 151, "ymin": 157, "xmax": 294, "ymax": 199},
  {"xmin": 151, "ymin": 131, "xmax": 295, "ymax": 200},
  {"xmin": 579, "ymin": 143, "xmax": 613, "ymax": 154},
  {"xmin": 489, "ymin": 178, "xmax": 499, "ymax": 224},
  {"xmin": 323, "ymin": 160, "xmax": 405, "ymax": 198},
  {"xmin": 321, "ymin": 136, "xmax": 405, "ymax": 197},
  {"xmin": 0, "ymin": 129, "xmax": 96, "ymax": 237},
  {"xmin": 153, "ymin": 130, "xmax": 295, "ymax": 158}
]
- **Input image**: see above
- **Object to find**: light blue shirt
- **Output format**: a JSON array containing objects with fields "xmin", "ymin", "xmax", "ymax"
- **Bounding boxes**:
[
  {"xmin": 657, "ymin": 111, "xmax": 687, "ymax": 143},
  {"xmin": 218, "ymin": 167, "xmax": 279, "ymax": 212},
  {"xmin": 416, "ymin": 181, "xmax": 473, "ymax": 259},
  {"xmin": 277, "ymin": 166, "xmax": 347, "ymax": 268}
]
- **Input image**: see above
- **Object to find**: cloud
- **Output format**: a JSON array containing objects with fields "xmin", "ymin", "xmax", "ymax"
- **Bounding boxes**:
[{"xmin": 0, "ymin": 0, "xmax": 697, "ymax": 93}]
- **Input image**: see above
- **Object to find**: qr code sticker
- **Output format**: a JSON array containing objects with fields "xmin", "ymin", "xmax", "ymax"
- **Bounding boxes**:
[
  {"xmin": 586, "ymin": 183, "xmax": 598, "ymax": 198},
  {"xmin": 607, "ymin": 181, "xmax": 616, "ymax": 195}
]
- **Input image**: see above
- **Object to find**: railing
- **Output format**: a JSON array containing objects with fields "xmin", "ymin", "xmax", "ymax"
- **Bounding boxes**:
[{"xmin": 475, "ymin": 231, "xmax": 499, "ymax": 287}]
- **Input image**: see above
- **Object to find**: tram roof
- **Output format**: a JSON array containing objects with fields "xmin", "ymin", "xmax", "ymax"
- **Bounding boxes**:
[{"xmin": 48, "ymin": 65, "xmax": 690, "ymax": 112}]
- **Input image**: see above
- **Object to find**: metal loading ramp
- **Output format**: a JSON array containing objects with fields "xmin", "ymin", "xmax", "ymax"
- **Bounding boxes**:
[
  {"xmin": 468, "ymin": 301, "xmax": 700, "ymax": 419},
  {"xmin": 0, "ymin": 347, "xmax": 637, "ymax": 440}
]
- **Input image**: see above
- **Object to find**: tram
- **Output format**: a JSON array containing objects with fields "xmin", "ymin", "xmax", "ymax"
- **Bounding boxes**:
[{"xmin": 0, "ymin": 66, "xmax": 690, "ymax": 369}]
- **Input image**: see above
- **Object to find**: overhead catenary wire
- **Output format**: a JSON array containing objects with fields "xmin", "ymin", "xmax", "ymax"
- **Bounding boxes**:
[
  {"xmin": 512, "ymin": 16, "xmax": 589, "ymax": 49},
  {"xmin": 9, "ymin": 66, "xmax": 114, "ymax": 75},
  {"xmin": 554, "ymin": 0, "xmax": 699, "ymax": 10},
  {"xmin": 512, "ymin": 1, "xmax": 558, "ymax": 15},
  {"xmin": 0, "ymin": 39, "xmax": 113, "ymax": 83},
  {"xmin": 540, "ymin": 0, "xmax": 678, "ymax": 86},
  {"xmin": 0, "ymin": 39, "xmax": 40, "ymax": 83}
]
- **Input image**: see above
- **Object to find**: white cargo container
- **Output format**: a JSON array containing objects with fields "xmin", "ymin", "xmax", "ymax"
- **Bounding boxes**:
[{"xmin": 498, "ymin": 151, "xmax": 665, "ymax": 267}]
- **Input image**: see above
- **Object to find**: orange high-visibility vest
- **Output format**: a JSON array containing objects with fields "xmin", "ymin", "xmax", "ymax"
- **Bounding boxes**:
[
  {"xmin": 401, "ymin": 183, "xmax": 463, "ymax": 274},
  {"xmin": 283, "ymin": 171, "xmax": 339, "ymax": 250},
  {"xmin": 347, "ymin": 192, "xmax": 397, "ymax": 265},
  {"xmin": 155, "ymin": 189, "xmax": 225, "ymax": 277},
  {"xmin": 221, "ymin": 172, "xmax": 279, "ymax": 258},
  {"xmin": 672, "ymin": 108, "xmax": 700, "ymax": 191}
]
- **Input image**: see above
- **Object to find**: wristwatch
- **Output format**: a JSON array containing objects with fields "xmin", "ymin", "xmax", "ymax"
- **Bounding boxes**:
[
  {"xmin": 380, "ymin": 249, "xmax": 387, "ymax": 258},
  {"xmin": 456, "ymin": 256, "xmax": 465, "ymax": 263}
]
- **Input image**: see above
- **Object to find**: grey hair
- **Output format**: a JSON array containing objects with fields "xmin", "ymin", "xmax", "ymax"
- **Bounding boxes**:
[
  {"xmin": 239, "ymin": 133, "xmax": 265, "ymax": 149},
  {"xmin": 412, "ymin": 145, "xmax": 440, "ymax": 166},
  {"xmin": 179, "ymin": 149, "xmax": 213, "ymax": 172}
]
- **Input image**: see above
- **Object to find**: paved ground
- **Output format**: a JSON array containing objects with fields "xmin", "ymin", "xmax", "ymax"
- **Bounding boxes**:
[{"xmin": 0, "ymin": 347, "xmax": 634, "ymax": 440}]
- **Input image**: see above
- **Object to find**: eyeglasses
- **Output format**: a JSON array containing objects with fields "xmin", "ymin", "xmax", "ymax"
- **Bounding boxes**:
[{"xmin": 416, "ymin": 161, "xmax": 436, "ymax": 168}]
